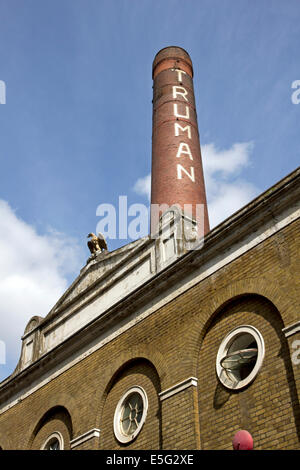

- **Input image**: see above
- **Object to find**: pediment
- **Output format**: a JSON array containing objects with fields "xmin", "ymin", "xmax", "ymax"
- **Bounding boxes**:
[{"xmin": 47, "ymin": 237, "xmax": 150, "ymax": 316}]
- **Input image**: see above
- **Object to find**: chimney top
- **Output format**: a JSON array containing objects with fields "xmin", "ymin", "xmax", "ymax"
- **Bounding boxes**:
[{"xmin": 152, "ymin": 46, "xmax": 193, "ymax": 79}]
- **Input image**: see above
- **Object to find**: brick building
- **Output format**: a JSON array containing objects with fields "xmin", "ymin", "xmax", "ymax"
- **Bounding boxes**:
[{"xmin": 0, "ymin": 47, "xmax": 299, "ymax": 450}]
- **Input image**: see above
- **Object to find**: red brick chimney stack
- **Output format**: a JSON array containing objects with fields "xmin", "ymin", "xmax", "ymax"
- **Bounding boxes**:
[{"xmin": 151, "ymin": 46, "xmax": 210, "ymax": 235}]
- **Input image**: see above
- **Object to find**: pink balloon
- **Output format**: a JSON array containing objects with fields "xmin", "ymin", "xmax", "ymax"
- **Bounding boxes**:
[{"xmin": 232, "ymin": 430, "xmax": 253, "ymax": 450}]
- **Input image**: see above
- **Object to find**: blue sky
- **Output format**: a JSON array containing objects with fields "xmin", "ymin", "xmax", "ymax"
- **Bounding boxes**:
[{"xmin": 0, "ymin": 0, "xmax": 299, "ymax": 380}]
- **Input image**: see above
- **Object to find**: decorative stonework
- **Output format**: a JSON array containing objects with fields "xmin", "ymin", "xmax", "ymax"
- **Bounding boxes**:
[
  {"xmin": 87, "ymin": 232, "xmax": 108, "ymax": 255},
  {"xmin": 70, "ymin": 428, "xmax": 100, "ymax": 449},
  {"xmin": 159, "ymin": 377, "xmax": 198, "ymax": 401},
  {"xmin": 282, "ymin": 321, "xmax": 300, "ymax": 338}
]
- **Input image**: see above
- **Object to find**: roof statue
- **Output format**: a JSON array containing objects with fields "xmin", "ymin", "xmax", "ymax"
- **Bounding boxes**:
[{"xmin": 87, "ymin": 232, "xmax": 108, "ymax": 254}]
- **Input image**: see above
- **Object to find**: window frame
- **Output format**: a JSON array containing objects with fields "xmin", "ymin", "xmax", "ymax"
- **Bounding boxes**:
[
  {"xmin": 41, "ymin": 431, "xmax": 64, "ymax": 450},
  {"xmin": 113, "ymin": 386, "xmax": 148, "ymax": 444},
  {"xmin": 216, "ymin": 325, "xmax": 265, "ymax": 390}
]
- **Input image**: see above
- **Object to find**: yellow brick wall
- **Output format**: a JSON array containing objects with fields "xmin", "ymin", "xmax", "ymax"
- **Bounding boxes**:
[
  {"xmin": 161, "ymin": 386, "xmax": 201, "ymax": 449},
  {"xmin": 0, "ymin": 219, "xmax": 299, "ymax": 449}
]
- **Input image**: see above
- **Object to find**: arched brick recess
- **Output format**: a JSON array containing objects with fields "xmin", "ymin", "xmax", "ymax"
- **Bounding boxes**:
[
  {"xmin": 179, "ymin": 275, "xmax": 298, "ymax": 378},
  {"xmin": 26, "ymin": 392, "xmax": 78, "ymax": 445},
  {"xmin": 204, "ymin": 275, "xmax": 298, "ymax": 327},
  {"xmin": 91, "ymin": 345, "xmax": 165, "ymax": 428},
  {"xmin": 99, "ymin": 358, "xmax": 161, "ymax": 450},
  {"xmin": 196, "ymin": 294, "xmax": 300, "ymax": 449},
  {"xmin": 30, "ymin": 406, "xmax": 73, "ymax": 450}
]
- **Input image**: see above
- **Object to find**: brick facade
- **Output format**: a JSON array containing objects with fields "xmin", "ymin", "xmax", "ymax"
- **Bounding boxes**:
[{"xmin": 0, "ymin": 217, "xmax": 299, "ymax": 450}]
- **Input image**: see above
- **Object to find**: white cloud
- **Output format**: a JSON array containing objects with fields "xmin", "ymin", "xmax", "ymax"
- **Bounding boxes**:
[
  {"xmin": 206, "ymin": 179, "xmax": 259, "ymax": 227},
  {"xmin": 202, "ymin": 142, "xmax": 253, "ymax": 183},
  {"xmin": 202, "ymin": 142, "xmax": 259, "ymax": 227},
  {"xmin": 0, "ymin": 200, "xmax": 83, "ymax": 380},
  {"xmin": 133, "ymin": 141, "xmax": 260, "ymax": 229},
  {"xmin": 133, "ymin": 174, "xmax": 151, "ymax": 200}
]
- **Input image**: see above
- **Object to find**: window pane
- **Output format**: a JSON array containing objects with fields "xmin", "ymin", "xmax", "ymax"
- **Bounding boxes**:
[{"xmin": 119, "ymin": 392, "xmax": 144, "ymax": 436}]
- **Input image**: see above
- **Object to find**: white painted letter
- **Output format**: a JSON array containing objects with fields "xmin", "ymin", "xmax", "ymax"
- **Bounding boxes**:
[
  {"xmin": 174, "ymin": 103, "xmax": 190, "ymax": 119},
  {"xmin": 128, "ymin": 203, "xmax": 149, "ymax": 240},
  {"xmin": 177, "ymin": 164, "xmax": 195, "ymax": 182},
  {"xmin": 173, "ymin": 86, "xmax": 188, "ymax": 102},
  {"xmin": 176, "ymin": 142, "xmax": 193, "ymax": 160},
  {"xmin": 175, "ymin": 69, "xmax": 186, "ymax": 83},
  {"xmin": 174, "ymin": 123, "xmax": 191, "ymax": 139}
]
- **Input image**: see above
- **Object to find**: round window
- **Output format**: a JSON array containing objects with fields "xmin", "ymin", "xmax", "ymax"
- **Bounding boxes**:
[
  {"xmin": 41, "ymin": 432, "xmax": 64, "ymax": 450},
  {"xmin": 113, "ymin": 386, "xmax": 148, "ymax": 444},
  {"xmin": 216, "ymin": 325, "xmax": 265, "ymax": 390}
]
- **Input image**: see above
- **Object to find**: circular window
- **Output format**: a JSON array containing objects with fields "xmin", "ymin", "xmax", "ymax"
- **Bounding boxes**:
[
  {"xmin": 41, "ymin": 432, "xmax": 64, "ymax": 450},
  {"xmin": 113, "ymin": 386, "xmax": 148, "ymax": 444},
  {"xmin": 216, "ymin": 325, "xmax": 265, "ymax": 390}
]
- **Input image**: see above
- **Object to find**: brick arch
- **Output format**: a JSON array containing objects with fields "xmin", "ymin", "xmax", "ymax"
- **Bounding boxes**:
[
  {"xmin": 92, "ymin": 345, "xmax": 166, "ymax": 426},
  {"xmin": 27, "ymin": 394, "xmax": 77, "ymax": 449},
  {"xmin": 28, "ymin": 405, "xmax": 73, "ymax": 450},
  {"xmin": 195, "ymin": 292, "xmax": 285, "ymax": 367},
  {"xmin": 96, "ymin": 353, "xmax": 162, "ymax": 423},
  {"xmin": 203, "ymin": 276, "xmax": 295, "ymax": 328},
  {"xmin": 195, "ymin": 292, "xmax": 300, "ymax": 449},
  {"xmin": 190, "ymin": 290, "xmax": 287, "ymax": 377},
  {"xmin": 187, "ymin": 277, "xmax": 294, "ymax": 375},
  {"xmin": 97, "ymin": 357, "xmax": 162, "ymax": 450},
  {"xmin": 202, "ymin": 291, "xmax": 284, "ymax": 346},
  {"xmin": 104, "ymin": 345, "xmax": 166, "ymax": 391},
  {"xmin": 106, "ymin": 358, "xmax": 160, "ymax": 394}
]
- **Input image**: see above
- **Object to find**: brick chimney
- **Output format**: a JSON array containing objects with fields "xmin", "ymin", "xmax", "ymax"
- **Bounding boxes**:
[{"xmin": 150, "ymin": 46, "xmax": 209, "ymax": 237}]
